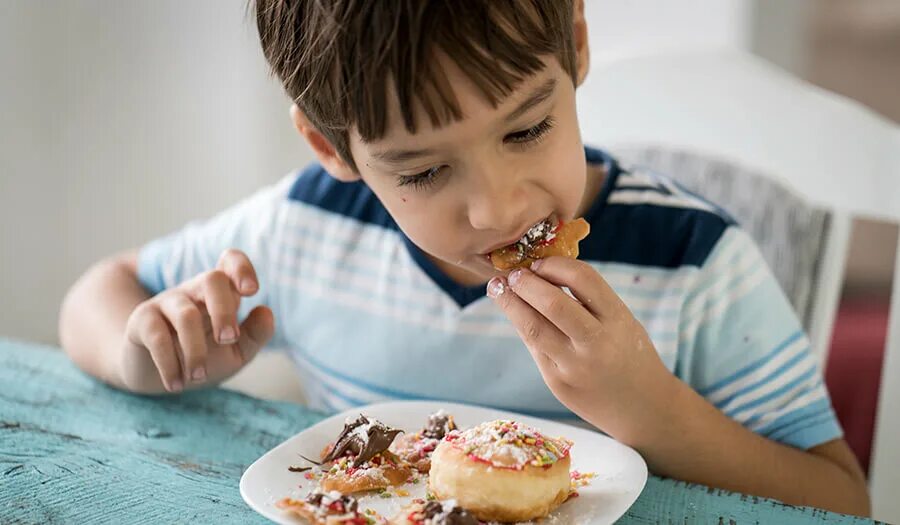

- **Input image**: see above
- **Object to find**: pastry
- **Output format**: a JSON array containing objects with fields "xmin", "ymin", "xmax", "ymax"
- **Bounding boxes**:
[
  {"xmin": 391, "ymin": 499, "xmax": 478, "ymax": 525},
  {"xmin": 428, "ymin": 420, "xmax": 572, "ymax": 522},
  {"xmin": 390, "ymin": 410, "xmax": 457, "ymax": 472},
  {"xmin": 490, "ymin": 217, "xmax": 590, "ymax": 271},
  {"xmin": 315, "ymin": 415, "xmax": 413, "ymax": 494},
  {"xmin": 277, "ymin": 490, "xmax": 380, "ymax": 524}
]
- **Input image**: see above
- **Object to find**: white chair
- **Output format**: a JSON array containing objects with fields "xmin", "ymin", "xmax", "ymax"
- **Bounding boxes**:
[{"xmin": 576, "ymin": 50, "xmax": 900, "ymax": 522}]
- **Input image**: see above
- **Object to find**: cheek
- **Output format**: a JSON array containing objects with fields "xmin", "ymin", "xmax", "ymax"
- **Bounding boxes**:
[
  {"xmin": 543, "ymin": 137, "xmax": 587, "ymax": 210},
  {"xmin": 384, "ymin": 192, "xmax": 466, "ymax": 256}
]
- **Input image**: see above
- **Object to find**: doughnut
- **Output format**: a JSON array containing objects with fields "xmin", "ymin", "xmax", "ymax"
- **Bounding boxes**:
[
  {"xmin": 428, "ymin": 420, "xmax": 573, "ymax": 522},
  {"xmin": 490, "ymin": 217, "xmax": 590, "ymax": 271}
]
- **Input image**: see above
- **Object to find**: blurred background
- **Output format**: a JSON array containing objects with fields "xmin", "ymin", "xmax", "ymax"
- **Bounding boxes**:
[{"xmin": 1, "ymin": 0, "xmax": 897, "ymax": 498}]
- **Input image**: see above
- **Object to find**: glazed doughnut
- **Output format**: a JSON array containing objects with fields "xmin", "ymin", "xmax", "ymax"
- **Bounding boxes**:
[
  {"xmin": 390, "ymin": 410, "xmax": 457, "ymax": 472},
  {"xmin": 428, "ymin": 420, "xmax": 573, "ymax": 522},
  {"xmin": 490, "ymin": 217, "xmax": 590, "ymax": 271}
]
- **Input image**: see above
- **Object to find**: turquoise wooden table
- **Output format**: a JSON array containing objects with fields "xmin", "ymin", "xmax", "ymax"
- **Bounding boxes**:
[{"xmin": 0, "ymin": 339, "xmax": 882, "ymax": 524}]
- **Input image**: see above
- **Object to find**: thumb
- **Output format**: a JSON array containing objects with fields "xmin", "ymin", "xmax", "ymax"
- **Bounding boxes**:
[{"xmin": 235, "ymin": 305, "xmax": 275, "ymax": 364}]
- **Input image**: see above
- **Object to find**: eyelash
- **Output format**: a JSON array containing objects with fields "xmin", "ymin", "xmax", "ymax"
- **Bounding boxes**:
[
  {"xmin": 506, "ymin": 116, "xmax": 555, "ymax": 145},
  {"xmin": 396, "ymin": 116, "xmax": 556, "ymax": 190}
]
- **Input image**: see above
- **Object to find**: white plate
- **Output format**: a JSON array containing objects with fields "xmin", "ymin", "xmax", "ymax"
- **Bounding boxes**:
[{"xmin": 241, "ymin": 400, "xmax": 647, "ymax": 524}]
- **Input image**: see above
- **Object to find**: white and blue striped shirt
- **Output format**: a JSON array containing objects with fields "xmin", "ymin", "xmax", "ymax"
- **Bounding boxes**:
[{"xmin": 138, "ymin": 147, "xmax": 842, "ymax": 450}]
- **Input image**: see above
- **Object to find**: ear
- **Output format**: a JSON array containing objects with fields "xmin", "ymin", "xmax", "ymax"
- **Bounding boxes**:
[
  {"xmin": 573, "ymin": 0, "xmax": 590, "ymax": 87},
  {"xmin": 290, "ymin": 104, "xmax": 360, "ymax": 182}
]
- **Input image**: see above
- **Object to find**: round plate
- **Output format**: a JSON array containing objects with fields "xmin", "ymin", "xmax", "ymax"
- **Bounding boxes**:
[{"xmin": 240, "ymin": 400, "xmax": 647, "ymax": 524}]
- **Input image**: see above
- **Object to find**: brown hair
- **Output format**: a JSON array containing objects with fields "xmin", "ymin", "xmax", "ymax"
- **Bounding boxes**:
[{"xmin": 255, "ymin": 1, "xmax": 576, "ymax": 171}]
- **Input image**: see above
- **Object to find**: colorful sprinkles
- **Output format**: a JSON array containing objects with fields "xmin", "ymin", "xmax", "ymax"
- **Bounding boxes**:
[
  {"xmin": 444, "ymin": 419, "xmax": 573, "ymax": 470},
  {"xmin": 570, "ymin": 470, "xmax": 597, "ymax": 489}
]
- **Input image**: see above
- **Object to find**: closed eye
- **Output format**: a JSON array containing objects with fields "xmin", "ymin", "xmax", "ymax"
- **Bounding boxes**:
[
  {"xmin": 396, "ymin": 165, "xmax": 444, "ymax": 190},
  {"xmin": 504, "ymin": 116, "xmax": 555, "ymax": 145},
  {"xmin": 394, "ymin": 116, "xmax": 555, "ymax": 192}
]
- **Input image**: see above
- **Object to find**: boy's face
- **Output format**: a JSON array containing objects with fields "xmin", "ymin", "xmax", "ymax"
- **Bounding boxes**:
[{"xmin": 345, "ymin": 55, "xmax": 592, "ymax": 284}]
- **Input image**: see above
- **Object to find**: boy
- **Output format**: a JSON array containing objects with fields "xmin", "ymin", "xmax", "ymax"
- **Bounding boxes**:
[{"xmin": 59, "ymin": 0, "xmax": 869, "ymax": 515}]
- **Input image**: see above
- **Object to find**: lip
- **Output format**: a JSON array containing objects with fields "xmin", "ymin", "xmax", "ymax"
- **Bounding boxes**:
[{"xmin": 479, "ymin": 214, "xmax": 556, "ymax": 255}]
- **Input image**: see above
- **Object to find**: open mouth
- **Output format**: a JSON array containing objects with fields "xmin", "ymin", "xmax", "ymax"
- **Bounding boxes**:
[
  {"xmin": 480, "ymin": 215, "xmax": 559, "ymax": 260},
  {"xmin": 516, "ymin": 215, "xmax": 561, "ymax": 251},
  {"xmin": 482, "ymin": 214, "xmax": 590, "ymax": 271},
  {"xmin": 484, "ymin": 215, "xmax": 564, "ymax": 269}
]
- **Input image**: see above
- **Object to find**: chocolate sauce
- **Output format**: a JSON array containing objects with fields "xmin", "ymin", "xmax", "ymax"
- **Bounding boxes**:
[
  {"xmin": 421, "ymin": 411, "xmax": 457, "ymax": 440},
  {"xmin": 320, "ymin": 414, "xmax": 403, "ymax": 467},
  {"xmin": 421, "ymin": 501, "xmax": 478, "ymax": 525},
  {"xmin": 305, "ymin": 490, "xmax": 358, "ymax": 513}
]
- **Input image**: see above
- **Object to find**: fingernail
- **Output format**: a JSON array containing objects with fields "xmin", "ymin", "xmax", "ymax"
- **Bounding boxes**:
[
  {"xmin": 530, "ymin": 259, "xmax": 544, "ymax": 272},
  {"xmin": 487, "ymin": 277, "xmax": 506, "ymax": 298},
  {"xmin": 191, "ymin": 367, "xmax": 207, "ymax": 382},
  {"xmin": 240, "ymin": 279, "xmax": 256, "ymax": 293},
  {"xmin": 508, "ymin": 268, "xmax": 525, "ymax": 287},
  {"xmin": 170, "ymin": 380, "xmax": 183, "ymax": 393},
  {"xmin": 219, "ymin": 326, "xmax": 238, "ymax": 344}
]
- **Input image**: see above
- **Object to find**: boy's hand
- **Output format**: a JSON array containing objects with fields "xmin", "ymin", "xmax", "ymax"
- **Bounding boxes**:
[
  {"xmin": 122, "ymin": 249, "xmax": 274, "ymax": 393},
  {"xmin": 488, "ymin": 256, "xmax": 673, "ymax": 435}
]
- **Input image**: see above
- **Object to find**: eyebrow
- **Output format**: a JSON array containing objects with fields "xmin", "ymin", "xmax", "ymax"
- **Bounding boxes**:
[
  {"xmin": 371, "ymin": 147, "xmax": 439, "ymax": 165},
  {"xmin": 503, "ymin": 77, "xmax": 557, "ymax": 124},
  {"xmin": 371, "ymin": 77, "xmax": 557, "ymax": 165}
]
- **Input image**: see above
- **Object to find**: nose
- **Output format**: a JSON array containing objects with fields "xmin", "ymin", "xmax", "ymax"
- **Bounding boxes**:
[{"xmin": 466, "ymin": 165, "xmax": 530, "ymax": 233}]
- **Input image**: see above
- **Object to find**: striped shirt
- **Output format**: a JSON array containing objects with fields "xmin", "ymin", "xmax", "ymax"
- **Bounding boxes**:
[{"xmin": 138, "ymin": 146, "xmax": 842, "ymax": 450}]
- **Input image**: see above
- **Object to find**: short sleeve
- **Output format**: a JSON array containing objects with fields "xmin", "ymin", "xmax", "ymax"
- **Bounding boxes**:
[
  {"xmin": 136, "ymin": 174, "xmax": 296, "ymax": 345},
  {"xmin": 677, "ymin": 227, "xmax": 843, "ymax": 450}
]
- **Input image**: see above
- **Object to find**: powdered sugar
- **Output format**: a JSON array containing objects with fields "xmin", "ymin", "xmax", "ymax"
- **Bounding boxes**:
[
  {"xmin": 518, "ymin": 217, "xmax": 557, "ymax": 249},
  {"xmin": 444, "ymin": 420, "xmax": 572, "ymax": 470},
  {"xmin": 423, "ymin": 499, "xmax": 460, "ymax": 524}
]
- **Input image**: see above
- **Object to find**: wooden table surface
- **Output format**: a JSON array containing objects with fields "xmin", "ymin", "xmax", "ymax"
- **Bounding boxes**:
[{"xmin": 0, "ymin": 339, "xmax": 882, "ymax": 524}]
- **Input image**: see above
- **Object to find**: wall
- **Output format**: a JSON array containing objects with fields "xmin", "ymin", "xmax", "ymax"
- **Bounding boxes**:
[
  {"xmin": 0, "ymin": 1, "xmax": 314, "ymax": 344},
  {"xmin": 585, "ymin": 0, "xmax": 753, "ymax": 64}
]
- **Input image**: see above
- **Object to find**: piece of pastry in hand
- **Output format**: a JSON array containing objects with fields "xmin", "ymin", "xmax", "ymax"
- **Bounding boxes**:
[
  {"xmin": 490, "ymin": 216, "xmax": 590, "ymax": 271},
  {"xmin": 428, "ymin": 420, "xmax": 573, "ymax": 523},
  {"xmin": 277, "ymin": 490, "xmax": 377, "ymax": 524},
  {"xmin": 316, "ymin": 414, "xmax": 412, "ymax": 494},
  {"xmin": 390, "ymin": 410, "xmax": 457, "ymax": 472},
  {"xmin": 391, "ymin": 499, "xmax": 478, "ymax": 525}
]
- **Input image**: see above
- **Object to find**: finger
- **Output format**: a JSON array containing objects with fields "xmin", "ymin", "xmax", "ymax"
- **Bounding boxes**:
[
  {"xmin": 158, "ymin": 293, "xmax": 210, "ymax": 384},
  {"xmin": 195, "ymin": 270, "xmax": 241, "ymax": 346},
  {"xmin": 487, "ymin": 276, "xmax": 569, "ymax": 370},
  {"xmin": 205, "ymin": 305, "xmax": 276, "ymax": 383},
  {"xmin": 209, "ymin": 306, "xmax": 275, "ymax": 383},
  {"xmin": 130, "ymin": 304, "xmax": 183, "ymax": 392},
  {"xmin": 235, "ymin": 305, "xmax": 275, "ymax": 364},
  {"xmin": 505, "ymin": 267, "xmax": 598, "ymax": 342},
  {"xmin": 217, "ymin": 248, "xmax": 259, "ymax": 296},
  {"xmin": 529, "ymin": 257, "xmax": 619, "ymax": 318}
]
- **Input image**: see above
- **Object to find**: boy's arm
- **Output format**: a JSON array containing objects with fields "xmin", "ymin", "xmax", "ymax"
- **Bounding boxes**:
[
  {"xmin": 488, "ymin": 247, "xmax": 870, "ymax": 516},
  {"xmin": 634, "ymin": 369, "xmax": 869, "ymax": 515},
  {"xmin": 492, "ymin": 262, "xmax": 869, "ymax": 514},
  {"xmin": 59, "ymin": 248, "xmax": 274, "ymax": 394},
  {"xmin": 60, "ymin": 177, "xmax": 295, "ymax": 394},
  {"xmin": 59, "ymin": 250, "xmax": 150, "ymax": 389}
]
